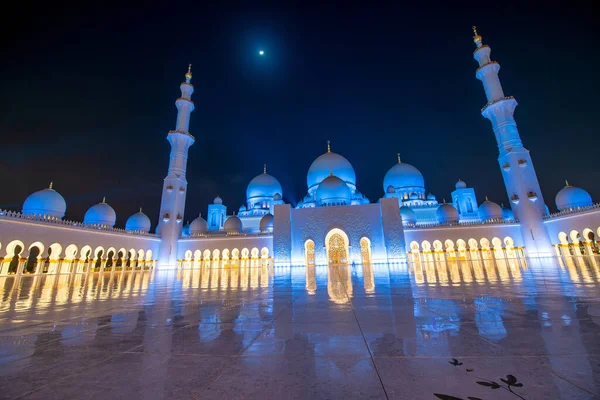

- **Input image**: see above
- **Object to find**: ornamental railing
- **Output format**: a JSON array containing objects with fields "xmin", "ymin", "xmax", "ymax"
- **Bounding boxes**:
[
  {"xmin": 184, "ymin": 231, "xmax": 273, "ymax": 239},
  {"xmin": 543, "ymin": 203, "xmax": 600, "ymax": 220},
  {"xmin": 481, "ymin": 96, "xmax": 515, "ymax": 113},
  {"xmin": 0, "ymin": 209, "xmax": 159, "ymax": 237},
  {"xmin": 407, "ymin": 218, "xmax": 518, "ymax": 229}
]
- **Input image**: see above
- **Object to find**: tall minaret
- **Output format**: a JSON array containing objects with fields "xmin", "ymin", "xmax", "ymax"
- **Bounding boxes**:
[
  {"xmin": 157, "ymin": 64, "xmax": 196, "ymax": 267},
  {"xmin": 472, "ymin": 27, "xmax": 552, "ymax": 256}
]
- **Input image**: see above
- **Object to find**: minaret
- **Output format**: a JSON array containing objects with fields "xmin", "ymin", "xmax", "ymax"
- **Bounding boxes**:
[
  {"xmin": 472, "ymin": 27, "xmax": 552, "ymax": 256},
  {"xmin": 157, "ymin": 64, "xmax": 196, "ymax": 267}
]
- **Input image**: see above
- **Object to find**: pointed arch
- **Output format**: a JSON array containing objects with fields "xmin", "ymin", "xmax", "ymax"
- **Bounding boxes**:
[
  {"xmin": 304, "ymin": 239, "xmax": 315, "ymax": 266},
  {"xmin": 324, "ymin": 228, "xmax": 349, "ymax": 265},
  {"xmin": 360, "ymin": 237, "xmax": 371, "ymax": 264}
]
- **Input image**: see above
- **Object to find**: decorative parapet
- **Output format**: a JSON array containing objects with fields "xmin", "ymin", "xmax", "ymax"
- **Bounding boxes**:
[
  {"xmin": 407, "ymin": 218, "xmax": 518, "ymax": 230},
  {"xmin": 543, "ymin": 203, "xmax": 600, "ymax": 220},
  {"xmin": 168, "ymin": 130, "xmax": 195, "ymax": 140},
  {"xmin": 182, "ymin": 231, "xmax": 273, "ymax": 239},
  {"xmin": 0, "ymin": 209, "xmax": 159, "ymax": 237},
  {"xmin": 475, "ymin": 60, "xmax": 499, "ymax": 74},
  {"xmin": 481, "ymin": 96, "xmax": 515, "ymax": 113}
]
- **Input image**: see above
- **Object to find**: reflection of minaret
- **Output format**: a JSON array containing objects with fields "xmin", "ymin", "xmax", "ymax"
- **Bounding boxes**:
[
  {"xmin": 472, "ymin": 27, "xmax": 552, "ymax": 256},
  {"xmin": 157, "ymin": 65, "xmax": 196, "ymax": 267}
]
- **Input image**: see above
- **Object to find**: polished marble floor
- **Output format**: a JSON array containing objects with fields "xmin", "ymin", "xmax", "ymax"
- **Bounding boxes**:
[{"xmin": 1, "ymin": 256, "xmax": 600, "ymax": 399}]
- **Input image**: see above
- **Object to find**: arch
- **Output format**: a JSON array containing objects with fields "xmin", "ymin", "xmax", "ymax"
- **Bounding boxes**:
[
  {"xmin": 444, "ymin": 240, "xmax": 455, "ymax": 251},
  {"xmin": 421, "ymin": 240, "xmax": 431, "ymax": 252},
  {"xmin": 582, "ymin": 228, "xmax": 594, "ymax": 242},
  {"xmin": 324, "ymin": 228, "xmax": 349, "ymax": 265},
  {"xmin": 64, "ymin": 244, "xmax": 78, "ymax": 260},
  {"xmin": 212, "ymin": 249, "xmax": 220, "ymax": 260},
  {"xmin": 81, "ymin": 245, "xmax": 93, "ymax": 260},
  {"xmin": 184, "ymin": 250, "xmax": 193, "ymax": 261},
  {"xmin": 137, "ymin": 249, "xmax": 145, "ymax": 260},
  {"xmin": 569, "ymin": 230, "xmax": 580, "ymax": 244},
  {"xmin": 558, "ymin": 232, "xmax": 569, "ymax": 245},
  {"xmin": 251, "ymin": 247, "xmax": 259, "ymax": 259},
  {"xmin": 95, "ymin": 246, "xmax": 106, "ymax": 259},
  {"xmin": 456, "ymin": 239, "xmax": 467, "ymax": 251},
  {"xmin": 360, "ymin": 237, "xmax": 371, "ymax": 263},
  {"xmin": 480, "ymin": 238, "xmax": 491, "ymax": 249},
  {"xmin": 432, "ymin": 240, "xmax": 443, "ymax": 252},
  {"xmin": 4, "ymin": 240, "xmax": 25, "ymax": 258},
  {"xmin": 25, "ymin": 246, "xmax": 41, "ymax": 274},
  {"xmin": 241, "ymin": 248, "xmax": 249, "ymax": 259},
  {"xmin": 305, "ymin": 239, "xmax": 315, "ymax": 266},
  {"xmin": 28, "ymin": 241, "xmax": 45, "ymax": 256},
  {"xmin": 128, "ymin": 248, "xmax": 136, "ymax": 260},
  {"xmin": 504, "ymin": 236, "xmax": 516, "ymax": 258},
  {"xmin": 145, "ymin": 250, "xmax": 153, "ymax": 261},
  {"xmin": 232, "ymin": 248, "xmax": 240, "ymax": 260},
  {"xmin": 491, "ymin": 237, "xmax": 502, "ymax": 249},
  {"xmin": 193, "ymin": 249, "xmax": 202, "ymax": 262},
  {"xmin": 203, "ymin": 249, "xmax": 211, "ymax": 260},
  {"xmin": 468, "ymin": 238, "xmax": 478, "ymax": 250},
  {"xmin": 410, "ymin": 241, "xmax": 420, "ymax": 252},
  {"xmin": 260, "ymin": 247, "xmax": 269, "ymax": 258},
  {"xmin": 222, "ymin": 248, "xmax": 230, "ymax": 260}
]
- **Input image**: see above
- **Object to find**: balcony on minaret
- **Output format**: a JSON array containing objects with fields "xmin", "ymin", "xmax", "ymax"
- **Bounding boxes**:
[
  {"xmin": 527, "ymin": 191, "xmax": 538, "ymax": 201},
  {"xmin": 163, "ymin": 213, "xmax": 171, "ymax": 222},
  {"xmin": 510, "ymin": 194, "xmax": 520, "ymax": 205},
  {"xmin": 517, "ymin": 159, "xmax": 528, "ymax": 167},
  {"xmin": 502, "ymin": 163, "xmax": 510, "ymax": 172},
  {"xmin": 176, "ymin": 214, "xmax": 183, "ymax": 223},
  {"xmin": 166, "ymin": 185, "xmax": 174, "ymax": 193}
]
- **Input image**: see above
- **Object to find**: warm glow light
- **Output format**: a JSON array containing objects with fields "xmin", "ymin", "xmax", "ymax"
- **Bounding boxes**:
[{"xmin": 259, "ymin": 50, "xmax": 264, "ymax": 56}]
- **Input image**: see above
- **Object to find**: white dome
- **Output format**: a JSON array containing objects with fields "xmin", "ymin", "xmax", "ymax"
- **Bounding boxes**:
[
  {"xmin": 455, "ymin": 179, "xmax": 467, "ymax": 190},
  {"xmin": 247, "ymin": 171, "xmax": 282, "ymax": 203},
  {"xmin": 478, "ymin": 199, "xmax": 503, "ymax": 221},
  {"xmin": 555, "ymin": 182, "xmax": 593, "ymax": 211},
  {"xmin": 239, "ymin": 204, "xmax": 247, "ymax": 212},
  {"xmin": 273, "ymin": 193, "xmax": 282, "ymax": 201},
  {"xmin": 125, "ymin": 209, "xmax": 151, "ymax": 232},
  {"xmin": 214, "ymin": 196, "xmax": 223, "ymax": 204},
  {"xmin": 316, "ymin": 175, "xmax": 352, "ymax": 206},
  {"xmin": 409, "ymin": 193, "xmax": 419, "ymax": 200},
  {"xmin": 260, "ymin": 213, "xmax": 274, "ymax": 232},
  {"xmin": 224, "ymin": 215, "xmax": 242, "ymax": 233},
  {"xmin": 84, "ymin": 199, "xmax": 116, "ymax": 227},
  {"xmin": 427, "ymin": 193, "xmax": 436, "ymax": 200},
  {"xmin": 383, "ymin": 160, "xmax": 424, "ymax": 192},
  {"xmin": 400, "ymin": 206, "xmax": 417, "ymax": 226},
  {"xmin": 190, "ymin": 214, "xmax": 208, "ymax": 235},
  {"xmin": 22, "ymin": 184, "xmax": 66, "ymax": 218},
  {"xmin": 436, "ymin": 203, "xmax": 459, "ymax": 224},
  {"xmin": 386, "ymin": 185, "xmax": 396, "ymax": 194},
  {"xmin": 307, "ymin": 150, "xmax": 356, "ymax": 193}
]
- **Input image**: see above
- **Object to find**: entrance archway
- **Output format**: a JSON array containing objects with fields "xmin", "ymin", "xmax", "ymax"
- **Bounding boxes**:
[
  {"xmin": 325, "ymin": 228, "xmax": 349, "ymax": 265},
  {"xmin": 360, "ymin": 237, "xmax": 371, "ymax": 264},
  {"xmin": 304, "ymin": 239, "xmax": 315, "ymax": 266}
]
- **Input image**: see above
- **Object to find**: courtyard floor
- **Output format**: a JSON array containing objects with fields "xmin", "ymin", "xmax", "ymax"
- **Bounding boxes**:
[{"xmin": 1, "ymin": 256, "xmax": 600, "ymax": 399}]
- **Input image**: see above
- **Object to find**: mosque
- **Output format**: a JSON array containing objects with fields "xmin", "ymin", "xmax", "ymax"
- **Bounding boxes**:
[{"xmin": 1, "ymin": 28, "xmax": 599, "ymax": 275}]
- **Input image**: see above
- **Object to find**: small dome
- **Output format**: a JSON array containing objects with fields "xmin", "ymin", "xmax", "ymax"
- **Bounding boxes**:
[
  {"xmin": 84, "ymin": 199, "xmax": 116, "ymax": 227},
  {"xmin": 400, "ymin": 206, "xmax": 417, "ymax": 226},
  {"xmin": 307, "ymin": 150, "xmax": 356, "ymax": 193},
  {"xmin": 555, "ymin": 182, "xmax": 593, "ymax": 211},
  {"xmin": 22, "ymin": 183, "xmax": 66, "ymax": 218},
  {"xmin": 316, "ymin": 174, "xmax": 352, "ymax": 206},
  {"xmin": 239, "ymin": 204, "xmax": 247, "ymax": 212},
  {"xmin": 125, "ymin": 209, "xmax": 151, "ymax": 232},
  {"xmin": 409, "ymin": 193, "xmax": 419, "ymax": 200},
  {"xmin": 224, "ymin": 215, "xmax": 243, "ymax": 233},
  {"xmin": 427, "ymin": 193, "xmax": 436, "ymax": 200},
  {"xmin": 190, "ymin": 214, "xmax": 208, "ymax": 235},
  {"xmin": 455, "ymin": 179, "xmax": 467, "ymax": 190},
  {"xmin": 214, "ymin": 196, "xmax": 223, "ymax": 204},
  {"xmin": 436, "ymin": 203, "xmax": 459, "ymax": 224},
  {"xmin": 386, "ymin": 185, "xmax": 396, "ymax": 194},
  {"xmin": 273, "ymin": 192, "xmax": 282, "ymax": 201},
  {"xmin": 478, "ymin": 199, "xmax": 503, "ymax": 221},
  {"xmin": 383, "ymin": 160, "xmax": 424, "ymax": 192},
  {"xmin": 260, "ymin": 213, "xmax": 274, "ymax": 232},
  {"xmin": 247, "ymin": 171, "xmax": 282, "ymax": 203}
]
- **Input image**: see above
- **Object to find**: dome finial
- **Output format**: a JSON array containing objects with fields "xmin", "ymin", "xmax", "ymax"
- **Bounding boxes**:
[
  {"xmin": 139, "ymin": 207, "xmax": 143, "ymax": 213},
  {"xmin": 327, "ymin": 140, "xmax": 331, "ymax": 153},
  {"xmin": 472, "ymin": 26, "xmax": 483, "ymax": 48},
  {"xmin": 565, "ymin": 179, "xmax": 570, "ymax": 187},
  {"xmin": 185, "ymin": 63, "xmax": 192, "ymax": 83},
  {"xmin": 264, "ymin": 164, "xmax": 267, "ymax": 174},
  {"xmin": 397, "ymin": 153, "xmax": 401, "ymax": 163},
  {"xmin": 443, "ymin": 198, "xmax": 447, "ymax": 204},
  {"xmin": 329, "ymin": 168, "xmax": 333, "ymax": 176},
  {"xmin": 485, "ymin": 196, "xmax": 489, "ymax": 201},
  {"xmin": 49, "ymin": 181, "xmax": 53, "ymax": 189},
  {"xmin": 102, "ymin": 196, "xmax": 106, "ymax": 203}
]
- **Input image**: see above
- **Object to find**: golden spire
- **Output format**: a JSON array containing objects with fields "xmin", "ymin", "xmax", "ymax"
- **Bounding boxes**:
[
  {"xmin": 397, "ymin": 153, "xmax": 401, "ymax": 163},
  {"xmin": 472, "ymin": 26, "xmax": 483, "ymax": 48},
  {"xmin": 49, "ymin": 181, "xmax": 53, "ymax": 189},
  {"xmin": 139, "ymin": 207, "xmax": 143, "ymax": 213},
  {"xmin": 485, "ymin": 196, "xmax": 489, "ymax": 201},
  {"xmin": 102, "ymin": 196, "xmax": 106, "ymax": 203},
  {"xmin": 443, "ymin": 198, "xmax": 447, "ymax": 204},
  {"xmin": 327, "ymin": 140, "xmax": 331, "ymax": 153},
  {"xmin": 565, "ymin": 180, "xmax": 570, "ymax": 187},
  {"xmin": 185, "ymin": 63, "xmax": 192, "ymax": 83},
  {"xmin": 264, "ymin": 164, "xmax": 267, "ymax": 174}
]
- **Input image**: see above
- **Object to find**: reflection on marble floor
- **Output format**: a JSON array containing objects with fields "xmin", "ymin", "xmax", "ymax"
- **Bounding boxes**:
[{"xmin": 1, "ymin": 256, "xmax": 600, "ymax": 399}]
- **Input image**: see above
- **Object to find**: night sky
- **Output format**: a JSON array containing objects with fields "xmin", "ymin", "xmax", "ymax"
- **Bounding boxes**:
[{"xmin": 1, "ymin": 2, "xmax": 598, "ymax": 228}]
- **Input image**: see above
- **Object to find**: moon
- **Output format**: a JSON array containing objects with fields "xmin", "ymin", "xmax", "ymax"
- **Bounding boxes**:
[{"xmin": 259, "ymin": 50, "xmax": 265, "ymax": 56}]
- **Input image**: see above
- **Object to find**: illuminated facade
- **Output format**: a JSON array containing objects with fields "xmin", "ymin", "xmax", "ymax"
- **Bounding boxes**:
[{"xmin": 1, "ymin": 29, "xmax": 600, "ymax": 275}]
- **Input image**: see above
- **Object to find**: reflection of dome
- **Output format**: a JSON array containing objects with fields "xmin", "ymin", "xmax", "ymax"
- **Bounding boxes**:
[
  {"xmin": 247, "ymin": 171, "xmax": 282, "ymax": 202},
  {"xmin": 307, "ymin": 150, "xmax": 356, "ymax": 193},
  {"xmin": 555, "ymin": 182, "xmax": 593, "ymax": 211},
  {"xmin": 400, "ymin": 206, "xmax": 417, "ymax": 226},
  {"xmin": 455, "ymin": 179, "xmax": 467, "ymax": 190},
  {"xmin": 84, "ymin": 199, "xmax": 116, "ymax": 227},
  {"xmin": 224, "ymin": 215, "xmax": 242, "ymax": 233},
  {"xmin": 316, "ymin": 175, "xmax": 352, "ymax": 206},
  {"xmin": 436, "ymin": 203, "xmax": 459, "ymax": 224},
  {"xmin": 22, "ymin": 183, "xmax": 66, "ymax": 218},
  {"xmin": 383, "ymin": 160, "xmax": 425, "ymax": 192},
  {"xmin": 213, "ymin": 196, "xmax": 223, "ymax": 204},
  {"xmin": 190, "ymin": 214, "xmax": 208, "ymax": 235},
  {"xmin": 260, "ymin": 213, "xmax": 274, "ymax": 232},
  {"xmin": 478, "ymin": 199, "xmax": 503, "ymax": 221},
  {"xmin": 125, "ymin": 209, "xmax": 151, "ymax": 232}
]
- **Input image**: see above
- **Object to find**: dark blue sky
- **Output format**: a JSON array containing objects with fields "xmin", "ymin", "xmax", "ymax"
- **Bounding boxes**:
[{"xmin": 1, "ymin": 2, "xmax": 598, "ymax": 227}]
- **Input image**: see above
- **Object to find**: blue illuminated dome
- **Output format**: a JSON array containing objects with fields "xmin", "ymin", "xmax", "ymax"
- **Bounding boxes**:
[
  {"xmin": 455, "ymin": 179, "xmax": 467, "ymax": 190},
  {"xmin": 307, "ymin": 150, "xmax": 356, "ymax": 194},
  {"xmin": 478, "ymin": 199, "xmax": 503, "ymax": 221},
  {"xmin": 22, "ymin": 183, "xmax": 66, "ymax": 218},
  {"xmin": 213, "ymin": 196, "xmax": 223, "ymax": 205},
  {"xmin": 555, "ymin": 182, "xmax": 593, "ymax": 211},
  {"xmin": 383, "ymin": 160, "xmax": 425, "ymax": 192},
  {"xmin": 400, "ymin": 206, "xmax": 417, "ymax": 226},
  {"xmin": 260, "ymin": 213, "xmax": 274, "ymax": 232},
  {"xmin": 247, "ymin": 171, "xmax": 282, "ymax": 203},
  {"xmin": 436, "ymin": 203, "xmax": 459, "ymax": 224},
  {"xmin": 189, "ymin": 214, "xmax": 208, "ymax": 235},
  {"xmin": 316, "ymin": 174, "xmax": 352, "ymax": 206},
  {"xmin": 125, "ymin": 209, "xmax": 151, "ymax": 232},
  {"xmin": 84, "ymin": 199, "xmax": 116, "ymax": 227},
  {"xmin": 224, "ymin": 215, "xmax": 243, "ymax": 233}
]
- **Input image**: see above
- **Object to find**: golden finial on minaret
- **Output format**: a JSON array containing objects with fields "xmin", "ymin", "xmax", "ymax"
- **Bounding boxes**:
[
  {"xmin": 397, "ymin": 153, "xmax": 401, "ymax": 163},
  {"xmin": 327, "ymin": 140, "xmax": 331, "ymax": 153},
  {"xmin": 49, "ymin": 181, "xmax": 53, "ymax": 189},
  {"xmin": 139, "ymin": 207, "xmax": 143, "ymax": 213},
  {"xmin": 472, "ymin": 26, "xmax": 483, "ymax": 48},
  {"xmin": 565, "ymin": 180, "xmax": 570, "ymax": 187},
  {"xmin": 264, "ymin": 164, "xmax": 267, "ymax": 174},
  {"xmin": 102, "ymin": 196, "xmax": 106, "ymax": 203},
  {"xmin": 185, "ymin": 63, "xmax": 192, "ymax": 83}
]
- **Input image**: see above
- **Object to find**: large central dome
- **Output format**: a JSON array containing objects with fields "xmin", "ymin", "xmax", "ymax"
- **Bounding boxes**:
[
  {"xmin": 307, "ymin": 147, "xmax": 356, "ymax": 194},
  {"xmin": 247, "ymin": 166, "xmax": 282, "ymax": 204}
]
